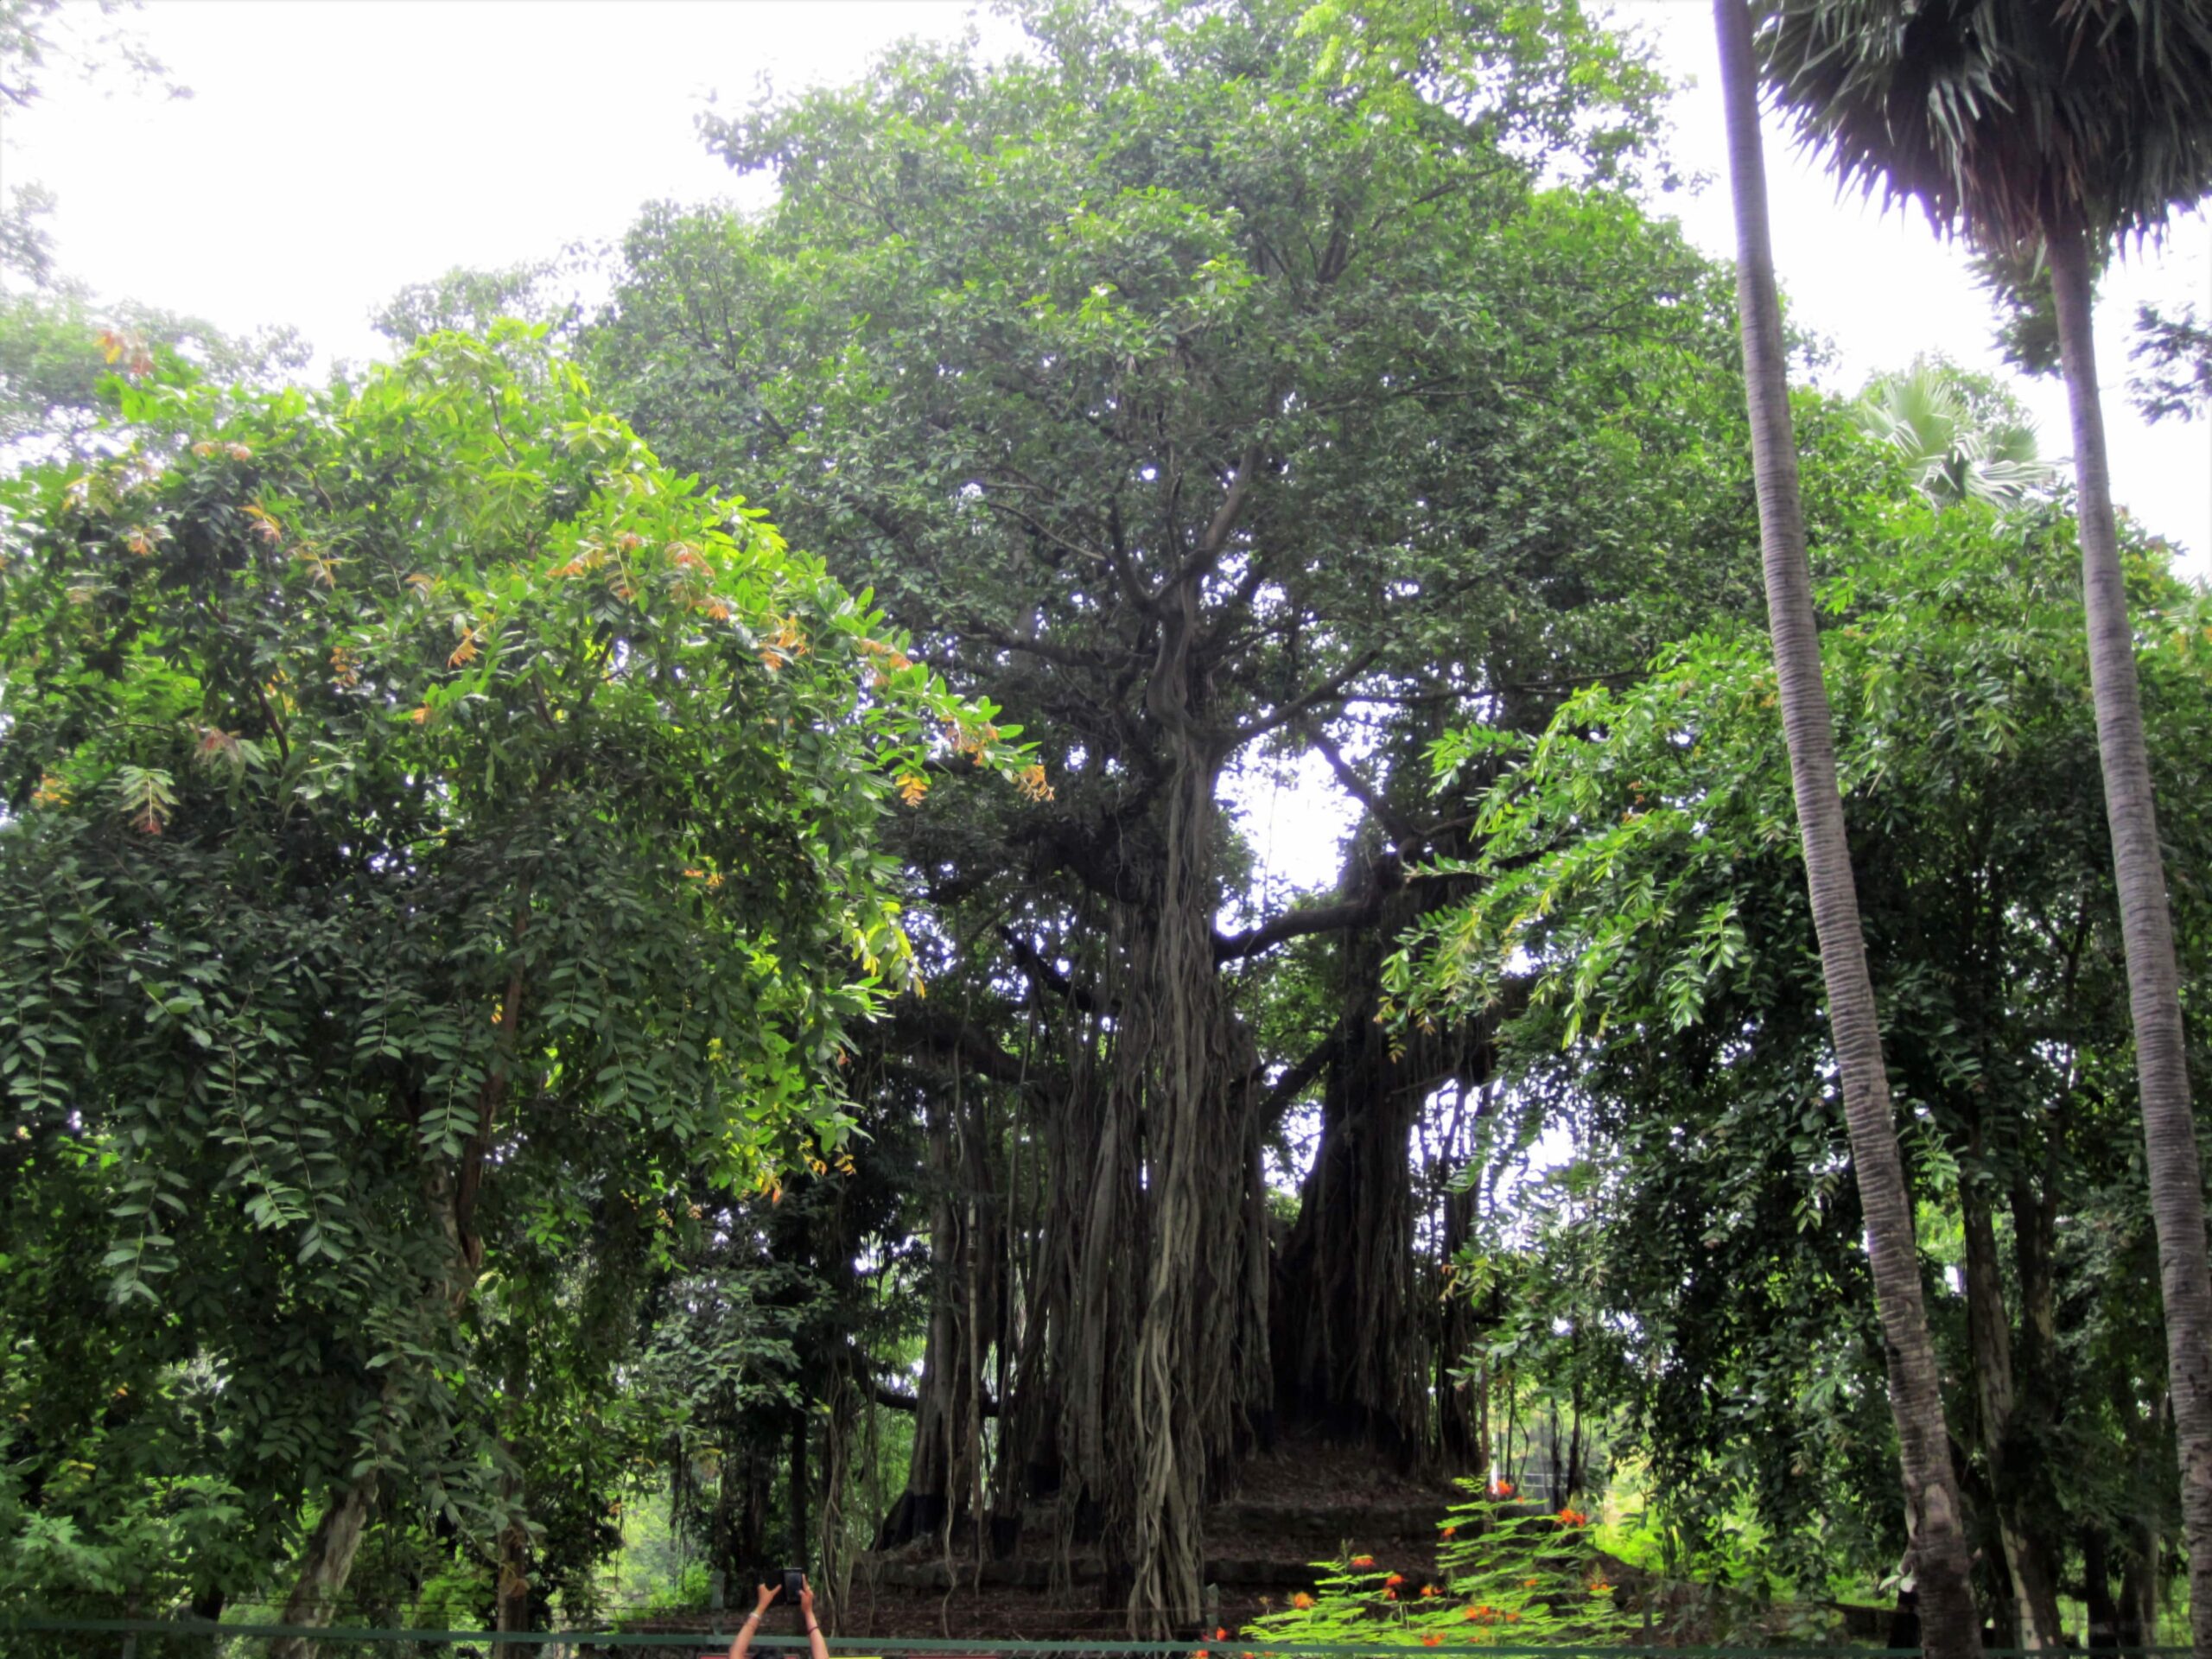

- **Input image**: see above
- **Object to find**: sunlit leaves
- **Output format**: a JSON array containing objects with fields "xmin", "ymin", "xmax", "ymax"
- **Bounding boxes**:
[
  {"xmin": 1391, "ymin": 492, "xmax": 2212, "ymax": 1583},
  {"xmin": 106, "ymin": 764, "xmax": 174, "ymax": 834},
  {"xmin": 0, "ymin": 323, "xmax": 1034, "ymax": 1606}
]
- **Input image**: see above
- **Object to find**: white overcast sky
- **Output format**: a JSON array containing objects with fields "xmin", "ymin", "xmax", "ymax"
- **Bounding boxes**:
[{"xmin": 5, "ymin": 0, "xmax": 2209, "ymax": 893}]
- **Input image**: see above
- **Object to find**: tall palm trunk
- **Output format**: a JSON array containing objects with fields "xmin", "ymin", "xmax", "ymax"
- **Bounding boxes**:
[
  {"xmin": 1712, "ymin": 5, "xmax": 1981, "ymax": 1655},
  {"xmin": 2047, "ymin": 217, "xmax": 2212, "ymax": 1659}
]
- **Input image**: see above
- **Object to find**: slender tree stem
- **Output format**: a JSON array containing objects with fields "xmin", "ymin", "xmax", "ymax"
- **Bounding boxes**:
[
  {"xmin": 2048, "ymin": 217, "xmax": 2212, "ymax": 1659},
  {"xmin": 1711, "ymin": 5, "xmax": 1980, "ymax": 1655}
]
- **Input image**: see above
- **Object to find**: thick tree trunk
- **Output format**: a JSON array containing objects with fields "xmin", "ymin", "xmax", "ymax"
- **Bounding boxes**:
[
  {"xmin": 791, "ymin": 1412, "xmax": 810, "ymax": 1570},
  {"xmin": 1000, "ymin": 613, "xmax": 1268, "ymax": 1633},
  {"xmin": 817, "ymin": 1369, "xmax": 861, "ymax": 1625},
  {"xmin": 186, "ymin": 1585, "xmax": 225, "ymax": 1659},
  {"xmin": 1712, "ymin": 5, "xmax": 1980, "ymax": 1655},
  {"xmin": 1433, "ymin": 1169, "xmax": 1484, "ymax": 1467},
  {"xmin": 2085, "ymin": 1525, "xmax": 2122, "ymax": 1649},
  {"xmin": 892, "ymin": 607, "xmax": 1274, "ymax": 1630},
  {"xmin": 268, "ymin": 1473, "xmax": 377, "ymax": 1659},
  {"xmin": 495, "ymin": 1331, "xmax": 532, "ymax": 1636},
  {"xmin": 1052, "ymin": 1004, "xmax": 1141, "ymax": 1567},
  {"xmin": 2122, "ymin": 1511, "xmax": 2159, "ymax": 1649},
  {"xmin": 882, "ymin": 1084, "xmax": 996, "ymax": 1549},
  {"xmin": 1960, "ymin": 1176, "xmax": 2062, "ymax": 1649},
  {"xmin": 715, "ymin": 1444, "xmax": 773, "ymax": 1583},
  {"xmin": 494, "ymin": 1513, "xmax": 531, "ymax": 1635},
  {"xmin": 1275, "ymin": 1007, "xmax": 1424, "ymax": 1459},
  {"xmin": 2047, "ymin": 217, "xmax": 2212, "ymax": 1659},
  {"xmin": 1275, "ymin": 868, "xmax": 1486, "ymax": 1468},
  {"xmin": 1126, "ymin": 735, "xmax": 1237, "ymax": 1634}
]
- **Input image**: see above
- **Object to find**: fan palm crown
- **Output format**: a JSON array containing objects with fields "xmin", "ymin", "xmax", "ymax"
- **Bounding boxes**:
[
  {"xmin": 1762, "ymin": 0, "xmax": 2212, "ymax": 249},
  {"xmin": 1853, "ymin": 358, "xmax": 2050, "ymax": 507}
]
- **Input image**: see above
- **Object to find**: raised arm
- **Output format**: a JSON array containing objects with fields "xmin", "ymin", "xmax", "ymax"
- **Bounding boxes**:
[
  {"xmin": 798, "ymin": 1576, "xmax": 829, "ymax": 1659},
  {"xmin": 727, "ymin": 1582, "xmax": 779, "ymax": 1659}
]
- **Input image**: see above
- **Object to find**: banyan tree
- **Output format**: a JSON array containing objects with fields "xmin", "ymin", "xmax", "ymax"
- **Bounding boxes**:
[{"xmin": 592, "ymin": 0, "xmax": 1765, "ymax": 1629}]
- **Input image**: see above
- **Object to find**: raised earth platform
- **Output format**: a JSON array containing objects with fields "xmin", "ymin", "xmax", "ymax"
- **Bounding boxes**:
[{"xmin": 619, "ymin": 1434, "xmax": 1475, "ymax": 1647}]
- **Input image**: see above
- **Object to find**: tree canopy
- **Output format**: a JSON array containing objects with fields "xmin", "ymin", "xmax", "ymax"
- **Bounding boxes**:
[
  {"xmin": 0, "ymin": 325, "xmax": 1022, "ymax": 1631},
  {"xmin": 3, "ymin": 0, "xmax": 2211, "ymax": 1648}
]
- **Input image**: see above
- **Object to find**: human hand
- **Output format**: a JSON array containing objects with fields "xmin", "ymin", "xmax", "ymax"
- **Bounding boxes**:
[
  {"xmin": 798, "ymin": 1578, "xmax": 817, "ymax": 1624},
  {"xmin": 755, "ymin": 1583, "xmax": 779, "ymax": 1616}
]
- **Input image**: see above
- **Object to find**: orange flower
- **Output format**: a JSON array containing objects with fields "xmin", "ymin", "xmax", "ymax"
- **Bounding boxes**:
[
  {"xmin": 1440, "ymin": 1525, "xmax": 1458, "ymax": 1540},
  {"xmin": 1489, "ymin": 1479, "xmax": 1515, "ymax": 1498},
  {"xmin": 1421, "ymin": 1585, "xmax": 1440, "ymax": 1598},
  {"xmin": 1555, "ymin": 1507, "xmax": 1588, "ymax": 1527},
  {"xmin": 1350, "ymin": 1555, "xmax": 1376, "ymax": 1568},
  {"xmin": 97, "ymin": 327, "xmax": 153, "ymax": 377},
  {"xmin": 1289, "ymin": 1593, "xmax": 1315, "ymax": 1611},
  {"xmin": 1385, "ymin": 1573, "xmax": 1406, "ymax": 1587},
  {"xmin": 1214, "ymin": 1630, "xmax": 1228, "ymax": 1642},
  {"xmin": 766, "ymin": 614, "xmax": 807, "ymax": 657},
  {"xmin": 1421, "ymin": 1637, "xmax": 1443, "ymax": 1648},
  {"xmin": 1382, "ymin": 1588, "xmax": 1397, "ymax": 1601}
]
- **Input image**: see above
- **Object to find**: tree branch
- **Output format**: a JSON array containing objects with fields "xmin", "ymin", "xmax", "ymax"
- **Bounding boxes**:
[
  {"xmin": 1225, "ymin": 648, "xmax": 1381, "ymax": 749},
  {"xmin": 872, "ymin": 1380, "xmax": 1000, "ymax": 1417},
  {"xmin": 1214, "ymin": 853, "xmax": 1404, "ymax": 962},
  {"xmin": 963, "ymin": 615, "xmax": 1122, "ymax": 673},
  {"xmin": 997, "ymin": 927, "xmax": 1111, "ymax": 1015},
  {"xmin": 1256, "ymin": 1027, "xmax": 1348, "ymax": 1120},
  {"xmin": 1303, "ymin": 723, "xmax": 1422, "ymax": 850},
  {"xmin": 978, "ymin": 495, "xmax": 1110, "ymax": 570},
  {"xmin": 1171, "ymin": 442, "xmax": 1262, "ymax": 590},
  {"xmin": 882, "ymin": 1001, "xmax": 1032, "ymax": 1087}
]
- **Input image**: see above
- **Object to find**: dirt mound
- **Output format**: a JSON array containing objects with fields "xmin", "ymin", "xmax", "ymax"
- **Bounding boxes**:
[{"xmin": 843, "ymin": 1433, "xmax": 1465, "ymax": 1639}]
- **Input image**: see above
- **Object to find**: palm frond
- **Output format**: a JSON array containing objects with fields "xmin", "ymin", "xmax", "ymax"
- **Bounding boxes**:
[
  {"xmin": 1760, "ymin": 0, "xmax": 2212, "ymax": 249},
  {"xmin": 1851, "ymin": 357, "xmax": 2054, "ymax": 505}
]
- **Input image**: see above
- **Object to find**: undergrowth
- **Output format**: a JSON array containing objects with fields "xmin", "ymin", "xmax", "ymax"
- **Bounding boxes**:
[{"xmin": 1242, "ymin": 1481, "xmax": 1634, "ymax": 1649}]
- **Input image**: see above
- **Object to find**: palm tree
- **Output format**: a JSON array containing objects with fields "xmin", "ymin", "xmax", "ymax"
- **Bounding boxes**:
[
  {"xmin": 1853, "ymin": 359, "xmax": 2051, "ymax": 509},
  {"xmin": 1760, "ymin": 4, "xmax": 2212, "ymax": 1651},
  {"xmin": 1709, "ymin": 6, "xmax": 1985, "ymax": 1656}
]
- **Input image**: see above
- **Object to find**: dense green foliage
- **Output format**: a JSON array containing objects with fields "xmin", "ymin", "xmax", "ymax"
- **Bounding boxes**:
[
  {"xmin": 1395, "ymin": 503, "xmax": 2212, "ymax": 1617},
  {"xmin": 1244, "ymin": 1491, "xmax": 1632, "ymax": 1649},
  {"xmin": 583, "ymin": 0, "xmax": 1785, "ymax": 1628},
  {"xmin": 0, "ymin": 327, "xmax": 1020, "ymax": 1624},
  {"xmin": 1, "ymin": 0, "xmax": 2209, "ymax": 1644}
]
